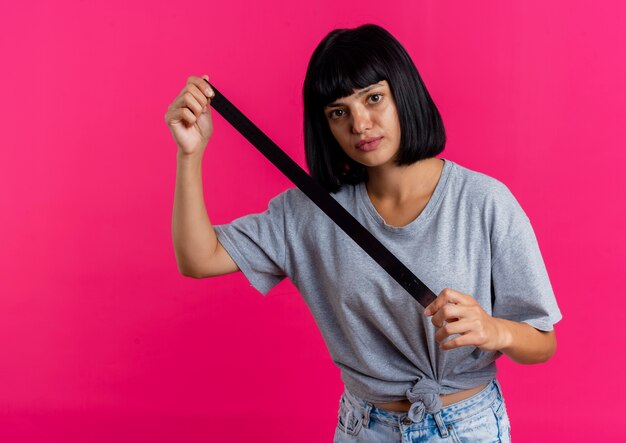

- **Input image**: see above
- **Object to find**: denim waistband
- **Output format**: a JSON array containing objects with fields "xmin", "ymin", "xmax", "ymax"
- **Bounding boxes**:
[{"xmin": 342, "ymin": 379, "xmax": 502, "ymax": 432}]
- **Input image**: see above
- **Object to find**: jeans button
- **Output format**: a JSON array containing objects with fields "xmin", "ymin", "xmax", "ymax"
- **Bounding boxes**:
[{"xmin": 402, "ymin": 417, "xmax": 412, "ymax": 425}]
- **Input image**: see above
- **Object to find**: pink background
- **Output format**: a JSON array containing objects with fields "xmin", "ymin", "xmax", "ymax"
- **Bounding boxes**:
[{"xmin": 1, "ymin": 1, "xmax": 625, "ymax": 441}]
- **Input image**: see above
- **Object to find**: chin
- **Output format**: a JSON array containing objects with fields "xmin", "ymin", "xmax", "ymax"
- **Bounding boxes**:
[{"xmin": 355, "ymin": 153, "xmax": 396, "ymax": 169}]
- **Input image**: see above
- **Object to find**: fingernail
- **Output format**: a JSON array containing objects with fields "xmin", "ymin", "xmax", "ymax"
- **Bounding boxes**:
[{"xmin": 424, "ymin": 309, "xmax": 431, "ymax": 316}]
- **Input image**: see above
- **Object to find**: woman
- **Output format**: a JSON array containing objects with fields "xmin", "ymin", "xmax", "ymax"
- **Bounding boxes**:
[{"xmin": 166, "ymin": 24, "xmax": 561, "ymax": 442}]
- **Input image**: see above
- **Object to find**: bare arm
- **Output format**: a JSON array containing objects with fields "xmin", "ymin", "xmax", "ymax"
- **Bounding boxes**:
[
  {"xmin": 166, "ymin": 75, "xmax": 239, "ymax": 278},
  {"xmin": 172, "ymin": 152, "xmax": 239, "ymax": 277},
  {"xmin": 490, "ymin": 317, "xmax": 556, "ymax": 364}
]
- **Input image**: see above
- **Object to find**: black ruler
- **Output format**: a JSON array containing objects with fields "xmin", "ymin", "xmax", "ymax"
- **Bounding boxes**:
[{"xmin": 205, "ymin": 80, "xmax": 436, "ymax": 308}]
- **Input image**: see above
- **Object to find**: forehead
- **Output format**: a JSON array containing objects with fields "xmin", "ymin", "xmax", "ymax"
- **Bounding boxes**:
[{"xmin": 325, "ymin": 81, "xmax": 388, "ymax": 108}]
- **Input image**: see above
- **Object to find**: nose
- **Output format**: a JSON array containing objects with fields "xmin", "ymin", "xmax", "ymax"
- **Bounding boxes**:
[{"xmin": 351, "ymin": 107, "xmax": 372, "ymax": 135}]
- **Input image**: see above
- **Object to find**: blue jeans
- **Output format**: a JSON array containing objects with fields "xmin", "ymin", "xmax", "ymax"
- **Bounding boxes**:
[{"xmin": 334, "ymin": 380, "xmax": 511, "ymax": 442}]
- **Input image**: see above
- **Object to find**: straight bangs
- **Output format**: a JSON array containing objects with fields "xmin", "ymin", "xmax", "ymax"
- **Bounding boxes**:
[{"xmin": 310, "ymin": 48, "xmax": 387, "ymax": 109}]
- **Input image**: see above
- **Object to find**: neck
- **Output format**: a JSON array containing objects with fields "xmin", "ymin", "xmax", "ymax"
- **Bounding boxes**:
[{"xmin": 365, "ymin": 157, "xmax": 444, "ymax": 203}]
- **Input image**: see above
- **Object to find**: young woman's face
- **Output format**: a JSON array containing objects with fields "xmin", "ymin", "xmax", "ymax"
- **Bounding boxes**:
[{"xmin": 324, "ymin": 80, "xmax": 401, "ymax": 170}]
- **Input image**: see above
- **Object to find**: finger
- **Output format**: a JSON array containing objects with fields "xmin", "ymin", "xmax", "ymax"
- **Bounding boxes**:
[
  {"xmin": 173, "ymin": 76, "xmax": 212, "ymax": 115},
  {"xmin": 431, "ymin": 303, "xmax": 463, "ymax": 327},
  {"xmin": 168, "ymin": 92, "xmax": 197, "ymax": 117},
  {"xmin": 167, "ymin": 107, "xmax": 197, "ymax": 128},
  {"xmin": 168, "ymin": 87, "xmax": 204, "ymax": 115},
  {"xmin": 200, "ymin": 74, "xmax": 215, "ymax": 97},
  {"xmin": 435, "ymin": 319, "xmax": 474, "ymax": 342},
  {"xmin": 176, "ymin": 87, "xmax": 207, "ymax": 118},
  {"xmin": 424, "ymin": 288, "xmax": 464, "ymax": 316},
  {"xmin": 423, "ymin": 290, "xmax": 447, "ymax": 316},
  {"xmin": 167, "ymin": 75, "xmax": 213, "ymax": 114},
  {"xmin": 189, "ymin": 74, "xmax": 215, "ymax": 101},
  {"xmin": 188, "ymin": 81, "xmax": 212, "ymax": 111},
  {"xmin": 440, "ymin": 332, "xmax": 482, "ymax": 351}
]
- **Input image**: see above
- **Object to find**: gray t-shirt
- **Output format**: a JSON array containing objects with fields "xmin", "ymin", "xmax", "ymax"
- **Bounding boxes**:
[{"xmin": 213, "ymin": 159, "xmax": 561, "ymax": 418}]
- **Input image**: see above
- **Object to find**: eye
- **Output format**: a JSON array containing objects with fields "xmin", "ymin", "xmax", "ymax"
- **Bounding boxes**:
[
  {"xmin": 328, "ymin": 109, "xmax": 345, "ymax": 119},
  {"xmin": 368, "ymin": 93, "xmax": 383, "ymax": 104}
]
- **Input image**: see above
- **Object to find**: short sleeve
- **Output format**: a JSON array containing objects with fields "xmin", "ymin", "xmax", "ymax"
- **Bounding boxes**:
[
  {"xmin": 490, "ymin": 193, "xmax": 562, "ymax": 331},
  {"xmin": 213, "ymin": 192, "xmax": 288, "ymax": 295}
]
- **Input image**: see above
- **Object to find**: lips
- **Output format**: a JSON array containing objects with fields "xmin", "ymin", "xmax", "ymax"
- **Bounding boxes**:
[{"xmin": 356, "ymin": 136, "xmax": 383, "ymax": 151}]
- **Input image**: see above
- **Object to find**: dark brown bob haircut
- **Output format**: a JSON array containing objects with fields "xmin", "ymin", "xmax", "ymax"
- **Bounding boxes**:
[{"xmin": 303, "ymin": 24, "xmax": 446, "ymax": 193}]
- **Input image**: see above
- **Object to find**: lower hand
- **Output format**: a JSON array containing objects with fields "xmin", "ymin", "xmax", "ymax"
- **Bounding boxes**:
[{"xmin": 424, "ymin": 288, "xmax": 510, "ymax": 352}]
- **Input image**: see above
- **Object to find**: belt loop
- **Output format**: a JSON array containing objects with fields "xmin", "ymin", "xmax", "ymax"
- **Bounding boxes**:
[
  {"xmin": 433, "ymin": 411, "xmax": 449, "ymax": 438},
  {"xmin": 493, "ymin": 379, "xmax": 503, "ymax": 398},
  {"xmin": 363, "ymin": 402, "xmax": 372, "ymax": 428}
]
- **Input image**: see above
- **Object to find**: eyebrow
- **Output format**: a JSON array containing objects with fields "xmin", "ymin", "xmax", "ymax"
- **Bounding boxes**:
[{"xmin": 325, "ymin": 83, "xmax": 383, "ymax": 109}]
